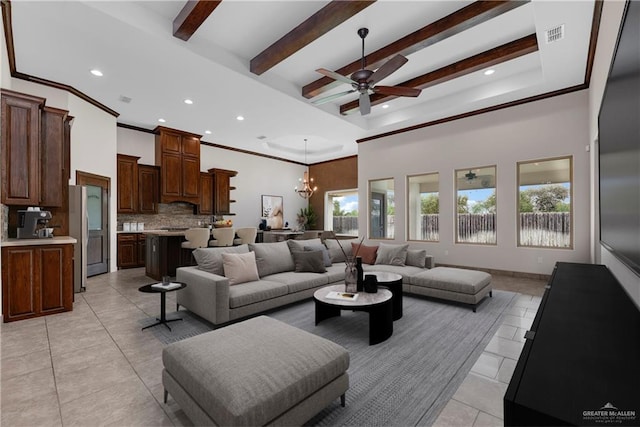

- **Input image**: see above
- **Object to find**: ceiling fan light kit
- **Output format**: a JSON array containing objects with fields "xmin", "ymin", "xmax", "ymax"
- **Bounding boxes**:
[{"xmin": 312, "ymin": 28, "xmax": 422, "ymax": 116}]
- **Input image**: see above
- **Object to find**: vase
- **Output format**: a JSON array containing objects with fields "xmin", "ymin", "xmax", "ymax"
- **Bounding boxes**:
[{"xmin": 344, "ymin": 258, "xmax": 357, "ymax": 293}]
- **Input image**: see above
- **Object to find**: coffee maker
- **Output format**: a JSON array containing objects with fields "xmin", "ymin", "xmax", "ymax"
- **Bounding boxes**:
[{"xmin": 17, "ymin": 209, "xmax": 53, "ymax": 239}]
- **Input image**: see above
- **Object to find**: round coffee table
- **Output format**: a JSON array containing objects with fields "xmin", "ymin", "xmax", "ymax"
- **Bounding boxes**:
[
  {"xmin": 138, "ymin": 282, "xmax": 186, "ymax": 331},
  {"xmin": 365, "ymin": 271, "xmax": 403, "ymax": 320},
  {"xmin": 313, "ymin": 284, "xmax": 393, "ymax": 345}
]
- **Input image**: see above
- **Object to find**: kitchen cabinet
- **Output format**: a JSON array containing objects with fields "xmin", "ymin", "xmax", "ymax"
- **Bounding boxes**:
[
  {"xmin": 117, "ymin": 154, "xmax": 140, "ymax": 214},
  {"xmin": 117, "ymin": 233, "xmax": 146, "ymax": 268},
  {"xmin": 198, "ymin": 172, "xmax": 213, "ymax": 215},
  {"xmin": 1, "ymin": 243, "xmax": 73, "ymax": 322},
  {"xmin": 155, "ymin": 126, "xmax": 201, "ymax": 205},
  {"xmin": 40, "ymin": 107, "xmax": 68, "ymax": 207},
  {"xmin": 209, "ymin": 168, "xmax": 237, "ymax": 215},
  {"xmin": 138, "ymin": 165, "xmax": 159, "ymax": 214},
  {"xmin": 1, "ymin": 90, "xmax": 45, "ymax": 205},
  {"xmin": 145, "ymin": 232, "xmax": 187, "ymax": 281}
]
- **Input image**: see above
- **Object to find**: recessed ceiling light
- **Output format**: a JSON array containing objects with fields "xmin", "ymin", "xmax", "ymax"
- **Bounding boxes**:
[
  {"xmin": 90, "ymin": 69, "xmax": 103, "ymax": 77},
  {"xmin": 184, "ymin": 99, "xmax": 193, "ymax": 105},
  {"xmin": 484, "ymin": 69, "xmax": 495, "ymax": 76},
  {"xmin": 205, "ymin": 130, "xmax": 212, "ymax": 135},
  {"xmin": 236, "ymin": 116, "xmax": 244, "ymax": 121},
  {"xmin": 382, "ymin": 104, "xmax": 389, "ymax": 109},
  {"xmin": 158, "ymin": 118, "xmax": 166, "ymax": 123}
]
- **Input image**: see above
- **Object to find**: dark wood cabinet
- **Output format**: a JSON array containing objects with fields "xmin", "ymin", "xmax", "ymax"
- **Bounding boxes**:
[
  {"xmin": 1, "ymin": 244, "xmax": 73, "ymax": 322},
  {"xmin": 117, "ymin": 154, "xmax": 140, "ymax": 214},
  {"xmin": 1, "ymin": 90, "xmax": 45, "ymax": 205},
  {"xmin": 40, "ymin": 107, "xmax": 68, "ymax": 207},
  {"xmin": 155, "ymin": 126, "xmax": 201, "ymax": 205},
  {"xmin": 209, "ymin": 168, "xmax": 237, "ymax": 215},
  {"xmin": 145, "ymin": 233, "xmax": 186, "ymax": 281},
  {"xmin": 198, "ymin": 172, "xmax": 213, "ymax": 215},
  {"xmin": 117, "ymin": 233, "xmax": 146, "ymax": 268},
  {"xmin": 138, "ymin": 165, "xmax": 159, "ymax": 214}
]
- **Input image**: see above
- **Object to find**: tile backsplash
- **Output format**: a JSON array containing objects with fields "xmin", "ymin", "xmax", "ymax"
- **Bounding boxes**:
[
  {"xmin": 117, "ymin": 202, "xmax": 212, "ymax": 231},
  {"xmin": 1, "ymin": 204, "xmax": 8, "ymax": 240}
]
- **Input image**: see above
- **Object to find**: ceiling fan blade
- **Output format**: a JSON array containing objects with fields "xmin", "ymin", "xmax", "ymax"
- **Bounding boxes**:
[
  {"xmin": 359, "ymin": 92, "xmax": 371, "ymax": 115},
  {"xmin": 311, "ymin": 89, "xmax": 356, "ymax": 105},
  {"xmin": 374, "ymin": 85, "xmax": 422, "ymax": 97},
  {"xmin": 316, "ymin": 68, "xmax": 356, "ymax": 86},
  {"xmin": 367, "ymin": 55, "xmax": 408, "ymax": 86}
]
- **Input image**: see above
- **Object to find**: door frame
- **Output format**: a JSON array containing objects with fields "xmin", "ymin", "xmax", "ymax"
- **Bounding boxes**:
[{"xmin": 76, "ymin": 171, "xmax": 110, "ymax": 276}]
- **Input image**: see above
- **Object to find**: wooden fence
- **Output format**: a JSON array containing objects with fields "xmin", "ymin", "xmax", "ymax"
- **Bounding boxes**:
[
  {"xmin": 457, "ymin": 213, "xmax": 496, "ymax": 243},
  {"xmin": 333, "ymin": 216, "xmax": 358, "ymax": 235},
  {"xmin": 520, "ymin": 212, "xmax": 570, "ymax": 247}
]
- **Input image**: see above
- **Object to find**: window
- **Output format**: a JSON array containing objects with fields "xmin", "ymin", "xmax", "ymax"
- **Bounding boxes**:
[
  {"xmin": 369, "ymin": 178, "xmax": 394, "ymax": 239},
  {"xmin": 407, "ymin": 173, "xmax": 439, "ymax": 241},
  {"xmin": 517, "ymin": 157, "xmax": 572, "ymax": 248},
  {"xmin": 456, "ymin": 166, "xmax": 497, "ymax": 244},
  {"xmin": 326, "ymin": 189, "xmax": 358, "ymax": 236}
]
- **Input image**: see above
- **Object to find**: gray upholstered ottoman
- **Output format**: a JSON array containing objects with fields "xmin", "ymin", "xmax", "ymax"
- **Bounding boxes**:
[
  {"xmin": 162, "ymin": 315, "xmax": 349, "ymax": 426},
  {"xmin": 409, "ymin": 267, "xmax": 492, "ymax": 312}
]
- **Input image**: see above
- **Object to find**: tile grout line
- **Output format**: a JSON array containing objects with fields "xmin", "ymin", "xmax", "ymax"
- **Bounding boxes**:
[{"xmin": 44, "ymin": 317, "xmax": 65, "ymax": 427}]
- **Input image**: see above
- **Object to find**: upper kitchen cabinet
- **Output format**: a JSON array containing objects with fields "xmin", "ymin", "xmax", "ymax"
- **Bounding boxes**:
[
  {"xmin": 154, "ymin": 126, "xmax": 201, "ymax": 205},
  {"xmin": 1, "ymin": 90, "xmax": 45, "ymax": 206},
  {"xmin": 138, "ymin": 165, "xmax": 160, "ymax": 214},
  {"xmin": 209, "ymin": 168, "xmax": 237, "ymax": 215},
  {"xmin": 40, "ymin": 107, "xmax": 69, "ymax": 207},
  {"xmin": 1, "ymin": 90, "xmax": 70, "ymax": 208},
  {"xmin": 198, "ymin": 172, "xmax": 213, "ymax": 215},
  {"xmin": 117, "ymin": 154, "xmax": 140, "ymax": 214}
]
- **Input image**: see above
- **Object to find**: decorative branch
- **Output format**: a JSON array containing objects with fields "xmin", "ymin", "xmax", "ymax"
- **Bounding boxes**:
[{"xmin": 330, "ymin": 231, "xmax": 364, "ymax": 263}]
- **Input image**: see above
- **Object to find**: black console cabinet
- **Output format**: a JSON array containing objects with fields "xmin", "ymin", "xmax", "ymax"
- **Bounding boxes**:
[{"xmin": 504, "ymin": 262, "xmax": 640, "ymax": 426}]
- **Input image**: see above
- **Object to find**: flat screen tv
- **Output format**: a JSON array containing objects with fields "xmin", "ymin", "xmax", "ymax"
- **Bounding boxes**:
[{"xmin": 598, "ymin": 0, "xmax": 640, "ymax": 276}]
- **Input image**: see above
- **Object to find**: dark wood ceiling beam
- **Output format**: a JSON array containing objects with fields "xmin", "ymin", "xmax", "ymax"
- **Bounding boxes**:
[
  {"xmin": 339, "ymin": 33, "xmax": 538, "ymax": 115},
  {"xmin": 302, "ymin": 0, "xmax": 529, "ymax": 99},
  {"xmin": 250, "ymin": 1, "xmax": 375, "ymax": 76},
  {"xmin": 173, "ymin": 0, "xmax": 222, "ymax": 41}
]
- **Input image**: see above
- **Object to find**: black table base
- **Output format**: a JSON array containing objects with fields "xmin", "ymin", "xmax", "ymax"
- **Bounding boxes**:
[{"xmin": 315, "ymin": 298, "xmax": 393, "ymax": 345}]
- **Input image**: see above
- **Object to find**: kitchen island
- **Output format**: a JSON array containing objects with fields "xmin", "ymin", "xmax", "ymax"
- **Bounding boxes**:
[{"xmin": 143, "ymin": 230, "xmax": 192, "ymax": 281}]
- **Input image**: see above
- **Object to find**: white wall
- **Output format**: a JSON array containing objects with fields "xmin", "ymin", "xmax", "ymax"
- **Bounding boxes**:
[
  {"xmin": 116, "ymin": 127, "xmax": 309, "ymax": 229},
  {"xmin": 587, "ymin": 0, "xmax": 639, "ymax": 306},
  {"xmin": 358, "ymin": 90, "xmax": 591, "ymax": 276}
]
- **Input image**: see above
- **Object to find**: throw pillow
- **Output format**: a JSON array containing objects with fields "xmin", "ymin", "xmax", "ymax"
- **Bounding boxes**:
[
  {"xmin": 193, "ymin": 245, "xmax": 250, "ymax": 276},
  {"xmin": 292, "ymin": 250, "xmax": 326, "ymax": 273},
  {"xmin": 406, "ymin": 249, "xmax": 428, "ymax": 268},
  {"xmin": 325, "ymin": 238, "xmax": 355, "ymax": 263},
  {"xmin": 222, "ymin": 251, "xmax": 260, "ymax": 285},
  {"xmin": 287, "ymin": 238, "xmax": 322, "ymax": 252},
  {"xmin": 351, "ymin": 242, "xmax": 378, "ymax": 265},
  {"xmin": 375, "ymin": 243, "xmax": 409, "ymax": 266},
  {"xmin": 249, "ymin": 241, "xmax": 295, "ymax": 277},
  {"xmin": 304, "ymin": 244, "xmax": 332, "ymax": 267}
]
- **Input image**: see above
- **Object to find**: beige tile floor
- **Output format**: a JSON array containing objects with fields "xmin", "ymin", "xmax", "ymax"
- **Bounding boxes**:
[{"xmin": 1, "ymin": 268, "xmax": 545, "ymax": 427}]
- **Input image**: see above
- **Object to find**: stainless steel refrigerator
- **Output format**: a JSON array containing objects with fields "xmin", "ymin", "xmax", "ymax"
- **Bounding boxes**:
[{"xmin": 69, "ymin": 185, "xmax": 88, "ymax": 293}]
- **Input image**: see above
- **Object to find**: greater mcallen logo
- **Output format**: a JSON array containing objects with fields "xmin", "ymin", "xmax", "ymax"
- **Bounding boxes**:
[{"xmin": 582, "ymin": 402, "xmax": 637, "ymax": 424}]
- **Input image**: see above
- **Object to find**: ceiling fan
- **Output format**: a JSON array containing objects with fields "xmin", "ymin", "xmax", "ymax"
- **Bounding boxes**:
[{"xmin": 312, "ymin": 28, "xmax": 422, "ymax": 115}]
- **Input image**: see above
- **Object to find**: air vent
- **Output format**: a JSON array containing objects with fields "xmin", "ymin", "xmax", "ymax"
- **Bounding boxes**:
[
  {"xmin": 119, "ymin": 95, "xmax": 132, "ymax": 104},
  {"xmin": 546, "ymin": 24, "xmax": 564, "ymax": 44},
  {"xmin": 256, "ymin": 135, "xmax": 267, "ymax": 140}
]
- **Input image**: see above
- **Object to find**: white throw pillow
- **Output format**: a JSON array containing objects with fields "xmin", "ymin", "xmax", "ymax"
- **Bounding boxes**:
[{"xmin": 222, "ymin": 251, "xmax": 260, "ymax": 285}]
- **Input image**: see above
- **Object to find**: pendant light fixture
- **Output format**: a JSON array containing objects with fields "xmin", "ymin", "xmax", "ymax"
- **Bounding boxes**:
[{"xmin": 295, "ymin": 139, "xmax": 317, "ymax": 199}]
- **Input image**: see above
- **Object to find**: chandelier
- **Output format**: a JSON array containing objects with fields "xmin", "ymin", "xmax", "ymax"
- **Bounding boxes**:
[{"xmin": 295, "ymin": 139, "xmax": 318, "ymax": 199}]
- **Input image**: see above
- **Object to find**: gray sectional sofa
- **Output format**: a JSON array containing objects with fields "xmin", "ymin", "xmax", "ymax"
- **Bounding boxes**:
[{"xmin": 176, "ymin": 238, "xmax": 491, "ymax": 325}]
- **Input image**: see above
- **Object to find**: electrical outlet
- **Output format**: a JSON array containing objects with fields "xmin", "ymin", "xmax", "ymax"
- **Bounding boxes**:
[{"xmin": 537, "ymin": 257, "xmax": 543, "ymax": 264}]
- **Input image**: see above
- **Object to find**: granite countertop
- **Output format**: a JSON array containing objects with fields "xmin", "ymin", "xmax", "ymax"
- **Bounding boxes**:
[{"xmin": 1, "ymin": 236, "xmax": 78, "ymax": 247}]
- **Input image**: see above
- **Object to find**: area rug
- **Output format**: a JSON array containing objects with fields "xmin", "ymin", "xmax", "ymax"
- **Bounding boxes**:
[
  {"xmin": 269, "ymin": 291, "xmax": 517, "ymax": 427},
  {"xmin": 143, "ymin": 290, "xmax": 516, "ymax": 426}
]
